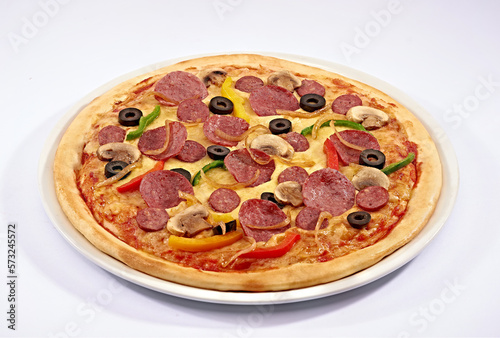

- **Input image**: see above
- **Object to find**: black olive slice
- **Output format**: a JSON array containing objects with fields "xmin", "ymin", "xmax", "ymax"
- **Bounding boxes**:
[
  {"xmin": 207, "ymin": 145, "xmax": 230, "ymax": 160},
  {"xmin": 118, "ymin": 108, "xmax": 143, "ymax": 126},
  {"xmin": 269, "ymin": 118, "xmax": 292, "ymax": 135},
  {"xmin": 299, "ymin": 94, "xmax": 326, "ymax": 112},
  {"xmin": 104, "ymin": 161, "xmax": 131, "ymax": 179},
  {"xmin": 170, "ymin": 168, "xmax": 191, "ymax": 182},
  {"xmin": 347, "ymin": 211, "xmax": 371, "ymax": 229},
  {"xmin": 209, "ymin": 96, "xmax": 234, "ymax": 115},
  {"xmin": 213, "ymin": 220, "xmax": 237, "ymax": 236},
  {"xmin": 260, "ymin": 192, "xmax": 285, "ymax": 209},
  {"xmin": 359, "ymin": 149, "xmax": 386, "ymax": 169}
]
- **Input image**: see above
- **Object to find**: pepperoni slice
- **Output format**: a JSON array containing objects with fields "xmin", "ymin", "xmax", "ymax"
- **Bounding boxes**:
[
  {"xmin": 329, "ymin": 130, "xmax": 380, "ymax": 165},
  {"xmin": 238, "ymin": 199, "xmax": 289, "ymax": 242},
  {"xmin": 98, "ymin": 125, "xmax": 126, "ymax": 145},
  {"xmin": 282, "ymin": 132, "xmax": 309, "ymax": 152},
  {"xmin": 331, "ymin": 94, "xmax": 362, "ymax": 115},
  {"xmin": 154, "ymin": 71, "xmax": 208, "ymax": 106},
  {"xmin": 302, "ymin": 168, "xmax": 355, "ymax": 216},
  {"xmin": 277, "ymin": 166, "xmax": 309, "ymax": 185},
  {"xmin": 235, "ymin": 76, "xmax": 264, "ymax": 93},
  {"xmin": 139, "ymin": 170, "xmax": 194, "ymax": 209},
  {"xmin": 176, "ymin": 140, "xmax": 206, "ymax": 163},
  {"xmin": 176, "ymin": 98, "xmax": 210, "ymax": 123},
  {"xmin": 136, "ymin": 208, "xmax": 169, "ymax": 232},
  {"xmin": 224, "ymin": 148, "xmax": 275, "ymax": 187},
  {"xmin": 208, "ymin": 188, "xmax": 241, "ymax": 213},
  {"xmin": 138, "ymin": 121, "xmax": 187, "ymax": 161},
  {"xmin": 249, "ymin": 85, "xmax": 300, "ymax": 116},
  {"xmin": 295, "ymin": 207, "xmax": 329, "ymax": 231},
  {"xmin": 203, "ymin": 115, "xmax": 249, "ymax": 147},
  {"xmin": 356, "ymin": 186, "xmax": 389, "ymax": 211},
  {"xmin": 296, "ymin": 79, "xmax": 326, "ymax": 97}
]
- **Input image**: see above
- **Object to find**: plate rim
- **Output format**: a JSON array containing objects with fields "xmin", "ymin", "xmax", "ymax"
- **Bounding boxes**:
[{"xmin": 38, "ymin": 52, "xmax": 459, "ymax": 305}]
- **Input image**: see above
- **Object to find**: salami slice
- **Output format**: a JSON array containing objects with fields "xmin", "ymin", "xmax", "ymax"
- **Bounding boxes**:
[
  {"xmin": 208, "ymin": 188, "xmax": 241, "ymax": 213},
  {"xmin": 235, "ymin": 76, "xmax": 264, "ymax": 93},
  {"xmin": 139, "ymin": 170, "xmax": 194, "ymax": 209},
  {"xmin": 282, "ymin": 132, "xmax": 309, "ymax": 152},
  {"xmin": 277, "ymin": 166, "xmax": 309, "ymax": 185},
  {"xmin": 224, "ymin": 148, "xmax": 275, "ymax": 187},
  {"xmin": 356, "ymin": 186, "xmax": 389, "ymax": 211},
  {"xmin": 302, "ymin": 168, "xmax": 355, "ymax": 216},
  {"xmin": 295, "ymin": 207, "xmax": 329, "ymax": 231},
  {"xmin": 176, "ymin": 98, "xmax": 210, "ymax": 123},
  {"xmin": 154, "ymin": 71, "xmax": 208, "ymax": 106},
  {"xmin": 329, "ymin": 130, "xmax": 380, "ymax": 165},
  {"xmin": 136, "ymin": 207, "xmax": 169, "ymax": 232},
  {"xmin": 98, "ymin": 125, "xmax": 126, "ymax": 145},
  {"xmin": 176, "ymin": 140, "xmax": 206, "ymax": 163},
  {"xmin": 203, "ymin": 115, "xmax": 249, "ymax": 147},
  {"xmin": 137, "ymin": 121, "xmax": 187, "ymax": 161},
  {"xmin": 238, "ymin": 199, "xmax": 289, "ymax": 242},
  {"xmin": 296, "ymin": 79, "xmax": 326, "ymax": 97},
  {"xmin": 331, "ymin": 94, "xmax": 362, "ymax": 115},
  {"xmin": 249, "ymin": 85, "xmax": 300, "ymax": 116}
]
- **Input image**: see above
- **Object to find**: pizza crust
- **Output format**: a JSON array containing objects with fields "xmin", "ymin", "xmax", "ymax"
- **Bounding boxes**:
[{"xmin": 54, "ymin": 54, "xmax": 442, "ymax": 291}]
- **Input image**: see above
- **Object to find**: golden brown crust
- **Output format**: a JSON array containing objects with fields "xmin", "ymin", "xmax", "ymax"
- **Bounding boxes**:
[{"xmin": 54, "ymin": 54, "xmax": 441, "ymax": 291}]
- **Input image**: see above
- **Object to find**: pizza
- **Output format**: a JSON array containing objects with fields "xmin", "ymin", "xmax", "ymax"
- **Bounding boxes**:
[{"xmin": 53, "ymin": 54, "xmax": 442, "ymax": 292}]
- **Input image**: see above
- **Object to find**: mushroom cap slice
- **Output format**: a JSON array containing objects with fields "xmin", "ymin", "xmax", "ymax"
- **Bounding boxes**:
[
  {"xmin": 199, "ymin": 68, "xmax": 227, "ymax": 87},
  {"xmin": 274, "ymin": 181, "xmax": 303, "ymax": 207},
  {"xmin": 352, "ymin": 167, "xmax": 390, "ymax": 191},
  {"xmin": 267, "ymin": 70, "xmax": 301, "ymax": 92},
  {"xmin": 346, "ymin": 106, "xmax": 389, "ymax": 130},
  {"xmin": 167, "ymin": 204, "xmax": 212, "ymax": 237},
  {"xmin": 96, "ymin": 142, "xmax": 141, "ymax": 164},
  {"xmin": 250, "ymin": 134, "xmax": 294, "ymax": 159}
]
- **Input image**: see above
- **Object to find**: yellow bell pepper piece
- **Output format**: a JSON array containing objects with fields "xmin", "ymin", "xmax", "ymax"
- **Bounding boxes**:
[
  {"xmin": 168, "ymin": 231, "xmax": 243, "ymax": 252},
  {"xmin": 221, "ymin": 77, "xmax": 251, "ymax": 123},
  {"xmin": 210, "ymin": 212, "xmax": 235, "ymax": 224}
]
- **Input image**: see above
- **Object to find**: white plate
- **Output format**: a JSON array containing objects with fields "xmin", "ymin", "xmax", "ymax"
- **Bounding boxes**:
[{"xmin": 38, "ymin": 52, "xmax": 459, "ymax": 305}]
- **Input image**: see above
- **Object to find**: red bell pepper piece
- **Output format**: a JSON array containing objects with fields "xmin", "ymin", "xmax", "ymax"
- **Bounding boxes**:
[
  {"xmin": 323, "ymin": 138, "xmax": 339, "ymax": 170},
  {"xmin": 116, "ymin": 161, "xmax": 164, "ymax": 193},
  {"xmin": 240, "ymin": 232, "xmax": 301, "ymax": 259}
]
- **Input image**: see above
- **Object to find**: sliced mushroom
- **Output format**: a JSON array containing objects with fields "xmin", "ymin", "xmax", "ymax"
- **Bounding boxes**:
[
  {"xmin": 96, "ymin": 142, "xmax": 141, "ymax": 164},
  {"xmin": 250, "ymin": 134, "xmax": 294, "ymax": 159},
  {"xmin": 167, "ymin": 204, "xmax": 213, "ymax": 237},
  {"xmin": 346, "ymin": 106, "xmax": 389, "ymax": 130},
  {"xmin": 199, "ymin": 68, "xmax": 227, "ymax": 87},
  {"xmin": 274, "ymin": 181, "xmax": 303, "ymax": 207},
  {"xmin": 351, "ymin": 167, "xmax": 390, "ymax": 191},
  {"xmin": 267, "ymin": 70, "xmax": 301, "ymax": 92}
]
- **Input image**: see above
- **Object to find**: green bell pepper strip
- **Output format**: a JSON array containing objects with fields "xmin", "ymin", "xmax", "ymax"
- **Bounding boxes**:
[
  {"xmin": 381, "ymin": 152, "xmax": 415, "ymax": 175},
  {"xmin": 126, "ymin": 105, "xmax": 161, "ymax": 141},
  {"xmin": 192, "ymin": 160, "xmax": 226, "ymax": 186},
  {"xmin": 300, "ymin": 120, "xmax": 368, "ymax": 136}
]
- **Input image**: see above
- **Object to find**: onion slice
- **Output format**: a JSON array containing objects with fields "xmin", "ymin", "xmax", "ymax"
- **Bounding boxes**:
[
  {"xmin": 311, "ymin": 113, "xmax": 347, "ymax": 139},
  {"xmin": 143, "ymin": 120, "xmax": 171, "ymax": 155},
  {"xmin": 215, "ymin": 124, "xmax": 269, "ymax": 142},
  {"xmin": 330, "ymin": 121, "xmax": 366, "ymax": 151},
  {"xmin": 276, "ymin": 105, "xmax": 330, "ymax": 118},
  {"xmin": 143, "ymin": 90, "xmax": 179, "ymax": 105},
  {"xmin": 96, "ymin": 162, "xmax": 141, "ymax": 188},
  {"xmin": 244, "ymin": 137, "xmax": 273, "ymax": 166},
  {"xmin": 273, "ymin": 155, "xmax": 315, "ymax": 167},
  {"xmin": 178, "ymin": 190, "xmax": 202, "ymax": 205},
  {"xmin": 200, "ymin": 168, "xmax": 260, "ymax": 190},
  {"xmin": 221, "ymin": 236, "xmax": 256, "ymax": 268},
  {"xmin": 244, "ymin": 217, "xmax": 290, "ymax": 230}
]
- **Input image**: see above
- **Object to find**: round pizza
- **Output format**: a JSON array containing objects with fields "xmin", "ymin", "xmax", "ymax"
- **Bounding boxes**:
[{"xmin": 53, "ymin": 54, "xmax": 442, "ymax": 292}]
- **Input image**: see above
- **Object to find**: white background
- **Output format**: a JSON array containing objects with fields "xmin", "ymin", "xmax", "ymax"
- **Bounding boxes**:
[{"xmin": 1, "ymin": 0, "xmax": 499, "ymax": 337}]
